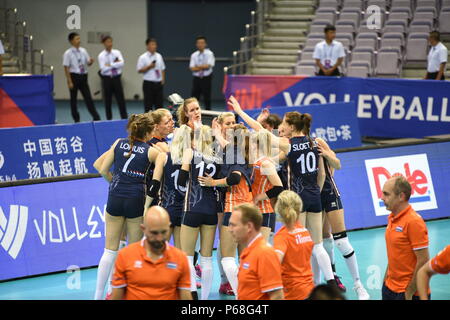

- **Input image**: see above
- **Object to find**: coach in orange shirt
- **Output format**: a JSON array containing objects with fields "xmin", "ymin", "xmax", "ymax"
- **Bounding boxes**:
[
  {"xmin": 273, "ymin": 190, "xmax": 315, "ymax": 300},
  {"xmin": 417, "ymin": 245, "xmax": 450, "ymax": 300},
  {"xmin": 381, "ymin": 176, "xmax": 430, "ymax": 300},
  {"xmin": 110, "ymin": 206, "xmax": 192, "ymax": 300},
  {"xmin": 229, "ymin": 203, "xmax": 284, "ymax": 300}
]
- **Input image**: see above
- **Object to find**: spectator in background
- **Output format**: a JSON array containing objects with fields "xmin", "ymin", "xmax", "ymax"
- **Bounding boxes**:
[
  {"xmin": 313, "ymin": 25, "xmax": 345, "ymax": 76},
  {"xmin": 0, "ymin": 39, "xmax": 4, "ymax": 75},
  {"xmin": 63, "ymin": 32, "xmax": 101, "ymax": 123},
  {"xmin": 425, "ymin": 31, "xmax": 448, "ymax": 80},
  {"xmin": 137, "ymin": 38, "xmax": 166, "ymax": 112},
  {"xmin": 98, "ymin": 36, "xmax": 128, "ymax": 120},
  {"xmin": 190, "ymin": 36, "xmax": 215, "ymax": 110},
  {"xmin": 381, "ymin": 175, "xmax": 430, "ymax": 300},
  {"xmin": 417, "ymin": 245, "xmax": 450, "ymax": 300}
]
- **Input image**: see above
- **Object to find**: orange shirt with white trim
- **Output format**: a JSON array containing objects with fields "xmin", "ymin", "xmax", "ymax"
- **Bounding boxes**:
[
  {"xmin": 251, "ymin": 158, "xmax": 274, "ymax": 214},
  {"xmin": 224, "ymin": 177, "xmax": 253, "ymax": 213},
  {"xmin": 385, "ymin": 205, "xmax": 429, "ymax": 293},
  {"xmin": 430, "ymin": 245, "xmax": 450, "ymax": 275},
  {"xmin": 237, "ymin": 233, "xmax": 283, "ymax": 300},
  {"xmin": 273, "ymin": 222, "xmax": 314, "ymax": 300},
  {"xmin": 112, "ymin": 239, "xmax": 191, "ymax": 300}
]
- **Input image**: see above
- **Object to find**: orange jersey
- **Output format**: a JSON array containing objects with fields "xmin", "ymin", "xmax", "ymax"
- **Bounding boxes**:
[
  {"xmin": 273, "ymin": 222, "xmax": 314, "ymax": 300},
  {"xmin": 430, "ymin": 245, "xmax": 450, "ymax": 275},
  {"xmin": 385, "ymin": 205, "xmax": 429, "ymax": 293},
  {"xmin": 224, "ymin": 176, "xmax": 253, "ymax": 213},
  {"xmin": 251, "ymin": 158, "xmax": 274, "ymax": 214},
  {"xmin": 237, "ymin": 234, "xmax": 283, "ymax": 300},
  {"xmin": 112, "ymin": 239, "xmax": 191, "ymax": 300}
]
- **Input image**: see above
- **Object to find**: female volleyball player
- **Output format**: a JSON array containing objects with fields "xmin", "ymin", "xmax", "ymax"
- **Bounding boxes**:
[
  {"xmin": 273, "ymin": 190, "xmax": 315, "ymax": 300},
  {"xmin": 317, "ymin": 138, "xmax": 370, "ymax": 300},
  {"xmin": 227, "ymin": 95, "xmax": 337, "ymax": 289},
  {"xmin": 178, "ymin": 124, "xmax": 221, "ymax": 300},
  {"xmin": 198, "ymin": 123, "xmax": 253, "ymax": 297},
  {"xmin": 94, "ymin": 114, "xmax": 161, "ymax": 300}
]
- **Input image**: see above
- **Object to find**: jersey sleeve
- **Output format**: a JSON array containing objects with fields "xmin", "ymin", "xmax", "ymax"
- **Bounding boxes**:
[
  {"xmin": 313, "ymin": 44, "xmax": 321, "ymax": 60},
  {"xmin": 189, "ymin": 53, "xmax": 196, "ymax": 68},
  {"xmin": 273, "ymin": 233, "xmax": 287, "ymax": 257},
  {"xmin": 136, "ymin": 55, "xmax": 145, "ymax": 72},
  {"xmin": 63, "ymin": 51, "xmax": 71, "ymax": 67},
  {"xmin": 257, "ymin": 247, "xmax": 283, "ymax": 293},
  {"xmin": 439, "ymin": 47, "xmax": 448, "ymax": 63},
  {"xmin": 430, "ymin": 245, "xmax": 450, "ymax": 275},
  {"xmin": 407, "ymin": 218, "xmax": 429, "ymax": 251},
  {"xmin": 111, "ymin": 251, "xmax": 127, "ymax": 288},
  {"xmin": 177, "ymin": 252, "xmax": 192, "ymax": 291},
  {"xmin": 338, "ymin": 43, "xmax": 346, "ymax": 58}
]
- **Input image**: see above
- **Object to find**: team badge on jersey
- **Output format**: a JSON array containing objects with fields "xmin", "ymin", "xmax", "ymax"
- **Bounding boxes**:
[
  {"xmin": 395, "ymin": 226, "xmax": 403, "ymax": 232},
  {"xmin": 166, "ymin": 262, "xmax": 178, "ymax": 269},
  {"xmin": 242, "ymin": 262, "xmax": 250, "ymax": 270}
]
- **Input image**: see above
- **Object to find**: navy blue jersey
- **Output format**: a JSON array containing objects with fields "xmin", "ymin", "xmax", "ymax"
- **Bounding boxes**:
[
  {"xmin": 184, "ymin": 150, "xmax": 221, "ymax": 214},
  {"xmin": 277, "ymin": 160, "xmax": 289, "ymax": 190},
  {"xmin": 287, "ymin": 136, "xmax": 321, "ymax": 195},
  {"xmin": 220, "ymin": 144, "xmax": 253, "ymax": 191},
  {"xmin": 146, "ymin": 136, "xmax": 167, "ymax": 204},
  {"xmin": 321, "ymin": 158, "xmax": 341, "ymax": 197},
  {"xmin": 160, "ymin": 153, "xmax": 186, "ymax": 210},
  {"xmin": 109, "ymin": 138, "xmax": 151, "ymax": 198}
]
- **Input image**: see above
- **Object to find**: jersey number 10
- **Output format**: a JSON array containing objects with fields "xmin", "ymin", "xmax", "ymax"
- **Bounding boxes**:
[{"xmin": 296, "ymin": 152, "xmax": 316, "ymax": 174}]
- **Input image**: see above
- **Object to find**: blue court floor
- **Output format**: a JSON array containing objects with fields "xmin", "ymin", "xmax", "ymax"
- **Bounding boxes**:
[{"xmin": 0, "ymin": 218, "xmax": 449, "ymax": 300}]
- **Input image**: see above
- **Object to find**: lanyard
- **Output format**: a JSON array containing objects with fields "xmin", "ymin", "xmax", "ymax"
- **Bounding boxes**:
[
  {"xmin": 73, "ymin": 48, "xmax": 84, "ymax": 64},
  {"xmin": 324, "ymin": 42, "xmax": 334, "ymax": 61}
]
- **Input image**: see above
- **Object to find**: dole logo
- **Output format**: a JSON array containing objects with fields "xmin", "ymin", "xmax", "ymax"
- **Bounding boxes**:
[
  {"xmin": 365, "ymin": 154, "xmax": 437, "ymax": 216},
  {"xmin": 0, "ymin": 205, "xmax": 29, "ymax": 259}
]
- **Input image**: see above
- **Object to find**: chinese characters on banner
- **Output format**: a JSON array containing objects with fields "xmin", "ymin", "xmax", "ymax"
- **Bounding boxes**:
[
  {"xmin": 311, "ymin": 125, "xmax": 352, "ymax": 142},
  {"xmin": 23, "ymin": 137, "xmax": 89, "ymax": 179}
]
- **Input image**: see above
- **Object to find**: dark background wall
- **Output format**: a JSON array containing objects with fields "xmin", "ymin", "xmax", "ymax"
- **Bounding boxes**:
[{"xmin": 148, "ymin": 0, "xmax": 255, "ymax": 105}]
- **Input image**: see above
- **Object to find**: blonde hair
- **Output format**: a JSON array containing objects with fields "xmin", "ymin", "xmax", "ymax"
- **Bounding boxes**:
[
  {"xmin": 151, "ymin": 108, "xmax": 171, "ymax": 125},
  {"xmin": 217, "ymin": 112, "xmax": 235, "ymax": 125},
  {"xmin": 253, "ymin": 128, "xmax": 273, "ymax": 160},
  {"xmin": 275, "ymin": 190, "xmax": 303, "ymax": 227},
  {"xmin": 170, "ymin": 125, "xmax": 192, "ymax": 164},
  {"xmin": 194, "ymin": 125, "xmax": 214, "ymax": 158},
  {"xmin": 177, "ymin": 97, "xmax": 199, "ymax": 126}
]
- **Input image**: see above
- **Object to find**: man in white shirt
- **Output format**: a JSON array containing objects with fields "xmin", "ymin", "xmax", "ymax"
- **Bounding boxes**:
[
  {"xmin": 63, "ymin": 32, "xmax": 100, "ymax": 122},
  {"xmin": 313, "ymin": 25, "xmax": 345, "ymax": 77},
  {"xmin": 98, "ymin": 36, "xmax": 128, "ymax": 120},
  {"xmin": 137, "ymin": 38, "xmax": 166, "ymax": 112},
  {"xmin": 425, "ymin": 31, "xmax": 448, "ymax": 80},
  {"xmin": 190, "ymin": 36, "xmax": 215, "ymax": 110},
  {"xmin": 0, "ymin": 39, "xmax": 4, "ymax": 76}
]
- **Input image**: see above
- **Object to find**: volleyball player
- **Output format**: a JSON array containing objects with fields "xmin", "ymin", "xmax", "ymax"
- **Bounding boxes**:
[
  {"xmin": 198, "ymin": 123, "xmax": 253, "ymax": 297},
  {"xmin": 227, "ymin": 95, "xmax": 338, "ymax": 289},
  {"xmin": 316, "ymin": 138, "xmax": 370, "ymax": 299},
  {"xmin": 177, "ymin": 97, "xmax": 202, "ymax": 129},
  {"xmin": 94, "ymin": 114, "xmax": 161, "ymax": 300},
  {"xmin": 178, "ymin": 124, "xmax": 221, "ymax": 300},
  {"xmin": 273, "ymin": 190, "xmax": 315, "ymax": 300},
  {"xmin": 250, "ymin": 129, "xmax": 284, "ymax": 240}
]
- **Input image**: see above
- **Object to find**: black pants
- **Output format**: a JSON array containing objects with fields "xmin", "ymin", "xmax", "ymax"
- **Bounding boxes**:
[
  {"xmin": 426, "ymin": 72, "xmax": 446, "ymax": 80},
  {"xmin": 101, "ymin": 75, "xmax": 127, "ymax": 120},
  {"xmin": 191, "ymin": 75, "xmax": 212, "ymax": 110},
  {"xmin": 143, "ymin": 80, "xmax": 163, "ymax": 112},
  {"xmin": 69, "ymin": 73, "xmax": 100, "ymax": 122},
  {"xmin": 381, "ymin": 283, "xmax": 429, "ymax": 300},
  {"xmin": 318, "ymin": 69, "xmax": 341, "ymax": 76}
]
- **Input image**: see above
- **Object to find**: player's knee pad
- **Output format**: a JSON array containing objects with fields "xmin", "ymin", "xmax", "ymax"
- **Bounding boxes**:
[
  {"xmin": 312, "ymin": 242, "xmax": 325, "ymax": 257},
  {"xmin": 334, "ymin": 235, "xmax": 354, "ymax": 258},
  {"xmin": 332, "ymin": 231, "xmax": 347, "ymax": 240},
  {"xmin": 102, "ymin": 248, "xmax": 117, "ymax": 260}
]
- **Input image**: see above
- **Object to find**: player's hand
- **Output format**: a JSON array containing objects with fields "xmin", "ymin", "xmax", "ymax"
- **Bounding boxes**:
[
  {"xmin": 181, "ymin": 148, "xmax": 193, "ymax": 165},
  {"xmin": 198, "ymin": 174, "xmax": 214, "ymax": 187},
  {"xmin": 227, "ymin": 95, "xmax": 242, "ymax": 113},
  {"xmin": 253, "ymin": 193, "xmax": 265, "ymax": 204}
]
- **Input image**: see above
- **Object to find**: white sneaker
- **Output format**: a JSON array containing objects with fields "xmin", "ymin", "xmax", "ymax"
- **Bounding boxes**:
[{"xmin": 354, "ymin": 283, "xmax": 370, "ymax": 300}]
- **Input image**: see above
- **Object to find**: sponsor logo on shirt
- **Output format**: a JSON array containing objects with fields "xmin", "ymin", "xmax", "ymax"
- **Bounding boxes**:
[{"xmin": 134, "ymin": 260, "xmax": 143, "ymax": 268}]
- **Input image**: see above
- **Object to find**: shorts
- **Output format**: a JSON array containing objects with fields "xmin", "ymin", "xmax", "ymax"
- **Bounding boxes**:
[
  {"xmin": 167, "ymin": 207, "xmax": 183, "ymax": 227},
  {"xmin": 106, "ymin": 195, "xmax": 144, "ymax": 219},
  {"xmin": 222, "ymin": 212, "xmax": 232, "ymax": 227},
  {"xmin": 381, "ymin": 283, "xmax": 427, "ymax": 300},
  {"xmin": 262, "ymin": 213, "xmax": 277, "ymax": 233},
  {"xmin": 321, "ymin": 190, "xmax": 343, "ymax": 213},
  {"xmin": 298, "ymin": 190, "xmax": 322, "ymax": 213},
  {"xmin": 182, "ymin": 211, "xmax": 218, "ymax": 228}
]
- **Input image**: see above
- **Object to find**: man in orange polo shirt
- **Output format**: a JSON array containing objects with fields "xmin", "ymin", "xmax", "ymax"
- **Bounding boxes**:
[
  {"xmin": 417, "ymin": 245, "xmax": 450, "ymax": 300},
  {"xmin": 110, "ymin": 206, "xmax": 192, "ymax": 300},
  {"xmin": 381, "ymin": 176, "xmax": 430, "ymax": 300},
  {"xmin": 228, "ymin": 203, "xmax": 284, "ymax": 300}
]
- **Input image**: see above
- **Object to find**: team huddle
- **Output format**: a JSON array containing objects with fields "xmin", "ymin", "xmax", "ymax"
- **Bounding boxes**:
[{"xmin": 91, "ymin": 95, "xmax": 371, "ymax": 300}]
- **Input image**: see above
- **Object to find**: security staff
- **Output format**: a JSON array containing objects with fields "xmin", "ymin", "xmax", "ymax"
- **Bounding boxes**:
[
  {"xmin": 137, "ymin": 38, "xmax": 166, "ymax": 112},
  {"xmin": 63, "ymin": 32, "xmax": 100, "ymax": 122},
  {"xmin": 313, "ymin": 25, "xmax": 345, "ymax": 76},
  {"xmin": 98, "ymin": 36, "xmax": 128, "ymax": 120},
  {"xmin": 190, "ymin": 36, "xmax": 215, "ymax": 110},
  {"xmin": 425, "ymin": 31, "xmax": 448, "ymax": 80}
]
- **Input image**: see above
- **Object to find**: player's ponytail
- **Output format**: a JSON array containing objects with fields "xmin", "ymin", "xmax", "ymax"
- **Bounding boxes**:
[
  {"xmin": 126, "ymin": 114, "xmax": 154, "ymax": 158},
  {"xmin": 275, "ymin": 190, "xmax": 303, "ymax": 228},
  {"xmin": 300, "ymin": 113, "xmax": 314, "ymax": 149}
]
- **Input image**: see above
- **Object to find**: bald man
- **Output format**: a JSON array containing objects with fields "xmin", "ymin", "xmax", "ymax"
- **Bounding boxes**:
[{"xmin": 111, "ymin": 206, "xmax": 193, "ymax": 300}]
